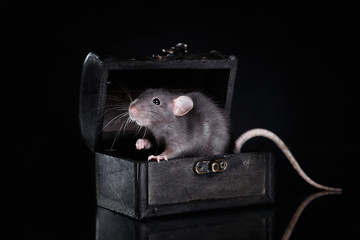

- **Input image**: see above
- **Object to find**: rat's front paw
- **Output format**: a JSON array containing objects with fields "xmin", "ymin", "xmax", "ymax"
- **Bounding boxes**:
[
  {"xmin": 136, "ymin": 139, "xmax": 151, "ymax": 150},
  {"xmin": 148, "ymin": 155, "xmax": 168, "ymax": 163}
]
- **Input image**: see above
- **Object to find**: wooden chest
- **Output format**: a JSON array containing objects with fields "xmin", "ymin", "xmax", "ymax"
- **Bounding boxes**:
[{"xmin": 79, "ymin": 47, "xmax": 274, "ymax": 219}]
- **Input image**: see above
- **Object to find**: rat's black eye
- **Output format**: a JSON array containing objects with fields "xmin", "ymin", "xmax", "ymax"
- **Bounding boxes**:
[{"xmin": 153, "ymin": 98, "xmax": 160, "ymax": 105}]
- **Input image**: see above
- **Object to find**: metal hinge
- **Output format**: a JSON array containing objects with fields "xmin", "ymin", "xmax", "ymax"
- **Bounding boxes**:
[{"xmin": 194, "ymin": 159, "xmax": 228, "ymax": 175}]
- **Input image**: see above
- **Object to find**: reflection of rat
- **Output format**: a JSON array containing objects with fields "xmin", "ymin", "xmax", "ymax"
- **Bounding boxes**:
[{"xmin": 128, "ymin": 88, "xmax": 341, "ymax": 192}]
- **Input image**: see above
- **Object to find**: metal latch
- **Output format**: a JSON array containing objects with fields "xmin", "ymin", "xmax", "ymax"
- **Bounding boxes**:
[{"xmin": 194, "ymin": 159, "xmax": 228, "ymax": 174}]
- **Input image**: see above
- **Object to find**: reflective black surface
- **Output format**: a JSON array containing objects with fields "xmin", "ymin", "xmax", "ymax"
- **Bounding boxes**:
[
  {"xmin": 12, "ymin": 127, "xmax": 360, "ymax": 239},
  {"xmin": 94, "ymin": 191, "xmax": 349, "ymax": 240}
]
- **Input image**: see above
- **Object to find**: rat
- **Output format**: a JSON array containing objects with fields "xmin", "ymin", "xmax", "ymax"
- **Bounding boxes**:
[
  {"xmin": 128, "ymin": 88, "xmax": 342, "ymax": 192},
  {"xmin": 128, "ymin": 88, "xmax": 230, "ymax": 162}
]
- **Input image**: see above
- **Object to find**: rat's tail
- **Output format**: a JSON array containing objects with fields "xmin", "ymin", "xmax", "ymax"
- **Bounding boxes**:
[{"xmin": 234, "ymin": 128, "xmax": 342, "ymax": 192}]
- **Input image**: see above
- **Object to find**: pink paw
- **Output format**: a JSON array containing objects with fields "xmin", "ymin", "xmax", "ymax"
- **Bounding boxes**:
[
  {"xmin": 136, "ymin": 139, "xmax": 151, "ymax": 150},
  {"xmin": 148, "ymin": 155, "xmax": 168, "ymax": 163}
]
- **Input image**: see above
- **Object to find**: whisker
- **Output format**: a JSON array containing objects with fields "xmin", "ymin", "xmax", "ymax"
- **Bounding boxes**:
[
  {"xmin": 146, "ymin": 111, "xmax": 165, "ymax": 123},
  {"xmin": 142, "ymin": 128, "xmax": 147, "ymax": 139},
  {"xmin": 134, "ymin": 124, "xmax": 143, "ymax": 136},
  {"xmin": 99, "ymin": 112, "xmax": 128, "ymax": 134},
  {"xmin": 109, "ymin": 115, "xmax": 131, "ymax": 151},
  {"xmin": 104, "ymin": 103, "xmax": 129, "ymax": 108},
  {"xmin": 82, "ymin": 88, "xmax": 132, "ymax": 104},
  {"xmin": 110, "ymin": 115, "xmax": 131, "ymax": 151},
  {"xmin": 122, "ymin": 116, "xmax": 133, "ymax": 134},
  {"xmin": 118, "ymin": 115, "xmax": 131, "ymax": 134},
  {"xmin": 110, "ymin": 125, "xmax": 122, "ymax": 151},
  {"xmin": 113, "ymin": 81, "xmax": 133, "ymax": 102},
  {"xmin": 106, "ymin": 95, "xmax": 131, "ymax": 105},
  {"xmin": 81, "ymin": 104, "xmax": 128, "ymax": 120},
  {"xmin": 102, "ymin": 107, "xmax": 128, "ymax": 117}
]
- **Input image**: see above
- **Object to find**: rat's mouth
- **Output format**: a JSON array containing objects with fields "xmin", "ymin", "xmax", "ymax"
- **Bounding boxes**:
[
  {"xmin": 129, "ymin": 115, "xmax": 141, "ymax": 126},
  {"xmin": 129, "ymin": 114, "xmax": 148, "ymax": 127}
]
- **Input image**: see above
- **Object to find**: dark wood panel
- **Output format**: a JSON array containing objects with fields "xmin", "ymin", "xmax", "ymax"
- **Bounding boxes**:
[{"xmin": 148, "ymin": 153, "xmax": 267, "ymax": 205}]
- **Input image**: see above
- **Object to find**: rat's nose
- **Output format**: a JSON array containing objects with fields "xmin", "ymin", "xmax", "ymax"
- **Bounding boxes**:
[{"xmin": 129, "ymin": 105, "xmax": 138, "ymax": 115}]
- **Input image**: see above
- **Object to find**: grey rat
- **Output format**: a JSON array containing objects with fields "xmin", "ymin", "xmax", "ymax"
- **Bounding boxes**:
[
  {"xmin": 128, "ymin": 88, "xmax": 341, "ymax": 192},
  {"xmin": 129, "ymin": 88, "xmax": 230, "ymax": 162}
]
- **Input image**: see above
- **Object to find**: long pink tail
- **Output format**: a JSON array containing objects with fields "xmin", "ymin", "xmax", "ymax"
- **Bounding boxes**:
[{"xmin": 234, "ymin": 128, "xmax": 342, "ymax": 192}]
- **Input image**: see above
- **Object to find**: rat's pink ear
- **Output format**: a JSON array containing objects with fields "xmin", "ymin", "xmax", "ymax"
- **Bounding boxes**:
[{"xmin": 172, "ymin": 96, "xmax": 194, "ymax": 116}]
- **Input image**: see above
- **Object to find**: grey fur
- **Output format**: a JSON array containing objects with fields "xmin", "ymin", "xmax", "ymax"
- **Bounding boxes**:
[{"xmin": 129, "ymin": 89, "xmax": 230, "ymax": 159}]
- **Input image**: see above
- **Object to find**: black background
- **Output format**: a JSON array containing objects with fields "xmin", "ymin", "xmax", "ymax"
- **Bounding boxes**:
[{"xmin": 5, "ymin": 1, "xmax": 360, "ymax": 239}]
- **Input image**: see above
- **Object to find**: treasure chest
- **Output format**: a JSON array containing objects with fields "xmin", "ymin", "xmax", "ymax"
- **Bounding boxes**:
[{"xmin": 79, "ymin": 44, "xmax": 275, "ymax": 219}]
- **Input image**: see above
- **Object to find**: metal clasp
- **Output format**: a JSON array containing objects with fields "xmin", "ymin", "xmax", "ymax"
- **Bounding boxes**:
[{"xmin": 195, "ymin": 159, "xmax": 228, "ymax": 175}]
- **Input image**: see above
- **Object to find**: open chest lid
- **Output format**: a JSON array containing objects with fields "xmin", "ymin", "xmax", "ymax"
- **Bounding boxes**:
[{"xmin": 79, "ymin": 45, "xmax": 238, "ymax": 155}]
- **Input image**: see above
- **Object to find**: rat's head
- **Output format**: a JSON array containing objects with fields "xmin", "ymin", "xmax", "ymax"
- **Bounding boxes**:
[{"xmin": 128, "ymin": 88, "xmax": 194, "ymax": 127}]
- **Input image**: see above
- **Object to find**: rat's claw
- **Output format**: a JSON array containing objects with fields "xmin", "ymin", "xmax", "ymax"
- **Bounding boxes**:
[{"xmin": 148, "ymin": 155, "xmax": 168, "ymax": 162}]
